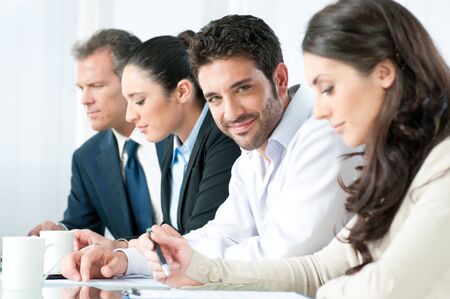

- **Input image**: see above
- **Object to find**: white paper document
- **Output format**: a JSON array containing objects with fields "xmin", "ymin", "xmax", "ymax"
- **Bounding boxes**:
[
  {"xmin": 132, "ymin": 289, "xmax": 310, "ymax": 298},
  {"xmin": 44, "ymin": 275, "xmax": 170, "ymax": 290}
]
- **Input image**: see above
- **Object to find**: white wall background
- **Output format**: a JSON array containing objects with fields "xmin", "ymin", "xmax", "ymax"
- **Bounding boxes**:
[{"xmin": 1, "ymin": 0, "xmax": 449, "ymax": 250}]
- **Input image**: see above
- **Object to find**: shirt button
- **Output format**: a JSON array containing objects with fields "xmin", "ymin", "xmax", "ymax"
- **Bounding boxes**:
[
  {"xmin": 208, "ymin": 272, "xmax": 220, "ymax": 282},
  {"xmin": 198, "ymin": 265, "xmax": 209, "ymax": 276}
]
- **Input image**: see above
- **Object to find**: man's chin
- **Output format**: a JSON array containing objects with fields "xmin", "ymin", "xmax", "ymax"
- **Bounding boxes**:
[
  {"xmin": 221, "ymin": 128, "xmax": 261, "ymax": 150},
  {"xmin": 90, "ymin": 123, "xmax": 108, "ymax": 132},
  {"xmin": 234, "ymin": 132, "xmax": 270, "ymax": 151},
  {"xmin": 233, "ymin": 137, "xmax": 258, "ymax": 151}
]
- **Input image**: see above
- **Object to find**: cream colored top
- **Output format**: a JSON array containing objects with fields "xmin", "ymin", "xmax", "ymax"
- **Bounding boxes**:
[{"xmin": 186, "ymin": 138, "xmax": 450, "ymax": 299}]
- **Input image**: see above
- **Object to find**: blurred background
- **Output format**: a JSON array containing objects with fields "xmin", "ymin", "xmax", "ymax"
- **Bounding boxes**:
[{"xmin": 0, "ymin": 0, "xmax": 449, "ymax": 248}]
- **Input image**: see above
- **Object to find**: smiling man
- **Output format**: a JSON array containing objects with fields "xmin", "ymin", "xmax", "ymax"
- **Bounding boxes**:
[{"xmin": 119, "ymin": 14, "xmax": 362, "ymax": 274}]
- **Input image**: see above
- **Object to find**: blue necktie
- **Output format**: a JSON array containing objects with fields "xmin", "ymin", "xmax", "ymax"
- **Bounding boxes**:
[{"xmin": 124, "ymin": 140, "xmax": 153, "ymax": 234}]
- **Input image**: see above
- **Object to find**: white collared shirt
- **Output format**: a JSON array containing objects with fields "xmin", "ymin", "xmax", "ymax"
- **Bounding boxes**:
[
  {"xmin": 124, "ymin": 85, "xmax": 361, "ymax": 274},
  {"xmin": 112, "ymin": 128, "xmax": 163, "ymax": 226}
]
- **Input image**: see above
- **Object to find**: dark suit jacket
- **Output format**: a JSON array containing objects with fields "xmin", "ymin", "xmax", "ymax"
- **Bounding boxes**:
[
  {"xmin": 160, "ymin": 111, "xmax": 241, "ymax": 235},
  {"xmin": 61, "ymin": 130, "xmax": 164, "ymax": 239}
]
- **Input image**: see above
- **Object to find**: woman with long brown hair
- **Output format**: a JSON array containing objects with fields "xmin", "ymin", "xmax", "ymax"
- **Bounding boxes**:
[{"xmin": 142, "ymin": 0, "xmax": 450, "ymax": 297}]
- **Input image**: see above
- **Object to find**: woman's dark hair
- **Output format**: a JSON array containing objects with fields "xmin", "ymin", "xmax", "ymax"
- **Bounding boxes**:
[
  {"xmin": 303, "ymin": 0, "xmax": 450, "ymax": 274},
  {"xmin": 177, "ymin": 29, "xmax": 196, "ymax": 48},
  {"xmin": 125, "ymin": 32, "xmax": 203, "ymax": 102}
]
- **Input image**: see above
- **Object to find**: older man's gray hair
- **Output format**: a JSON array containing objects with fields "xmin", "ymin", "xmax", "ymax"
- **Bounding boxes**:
[{"xmin": 72, "ymin": 29, "xmax": 141, "ymax": 78}]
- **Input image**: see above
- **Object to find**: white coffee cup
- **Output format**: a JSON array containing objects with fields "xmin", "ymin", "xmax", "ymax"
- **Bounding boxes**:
[
  {"xmin": 2, "ymin": 236, "xmax": 50, "ymax": 291},
  {"xmin": 39, "ymin": 230, "xmax": 74, "ymax": 274}
]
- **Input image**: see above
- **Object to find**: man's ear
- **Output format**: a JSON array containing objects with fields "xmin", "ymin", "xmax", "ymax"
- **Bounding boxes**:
[
  {"xmin": 273, "ymin": 63, "xmax": 289, "ymax": 98},
  {"xmin": 377, "ymin": 59, "xmax": 396, "ymax": 89},
  {"xmin": 175, "ymin": 79, "xmax": 193, "ymax": 104}
]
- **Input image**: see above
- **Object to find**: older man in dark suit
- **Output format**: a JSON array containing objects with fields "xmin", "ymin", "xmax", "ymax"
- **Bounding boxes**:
[{"xmin": 28, "ymin": 29, "xmax": 164, "ymax": 245}]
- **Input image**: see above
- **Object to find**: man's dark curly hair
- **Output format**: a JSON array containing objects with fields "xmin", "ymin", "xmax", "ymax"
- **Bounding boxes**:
[{"xmin": 189, "ymin": 15, "xmax": 284, "ymax": 83}]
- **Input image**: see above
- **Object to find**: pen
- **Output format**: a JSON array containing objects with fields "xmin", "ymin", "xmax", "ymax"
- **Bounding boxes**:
[{"xmin": 146, "ymin": 227, "xmax": 170, "ymax": 276}]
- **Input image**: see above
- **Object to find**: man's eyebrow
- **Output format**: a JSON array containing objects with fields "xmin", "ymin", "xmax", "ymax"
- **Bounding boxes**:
[
  {"xmin": 204, "ymin": 90, "xmax": 218, "ymax": 99},
  {"xmin": 203, "ymin": 78, "xmax": 253, "ymax": 99},
  {"xmin": 230, "ymin": 78, "xmax": 253, "ymax": 89}
]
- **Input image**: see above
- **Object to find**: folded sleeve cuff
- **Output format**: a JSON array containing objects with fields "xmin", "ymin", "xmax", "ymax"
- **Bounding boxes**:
[
  {"xmin": 185, "ymin": 250, "xmax": 221, "ymax": 284},
  {"xmin": 115, "ymin": 247, "xmax": 153, "ymax": 276}
]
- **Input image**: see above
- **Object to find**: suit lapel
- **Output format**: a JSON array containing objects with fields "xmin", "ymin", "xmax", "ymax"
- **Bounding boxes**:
[
  {"xmin": 96, "ymin": 131, "xmax": 134, "ymax": 236},
  {"xmin": 155, "ymin": 140, "xmax": 166, "ymax": 169},
  {"xmin": 176, "ymin": 112, "xmax": 212, "ymax": 223},
  {"xmin": 160, "ymin": 137, "xmax": 173, "ymax": 224}
]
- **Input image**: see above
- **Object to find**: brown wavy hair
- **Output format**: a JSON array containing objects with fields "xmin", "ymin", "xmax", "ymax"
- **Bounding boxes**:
[{"xmin": 302, "ymin": 0, "xmax": 450, "ymax": 274}]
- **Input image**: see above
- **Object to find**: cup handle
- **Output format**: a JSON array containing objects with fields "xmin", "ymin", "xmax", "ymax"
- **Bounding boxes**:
[{"xmin": 42, "ymin": 243, "xmax": 61, "ymax": 281}]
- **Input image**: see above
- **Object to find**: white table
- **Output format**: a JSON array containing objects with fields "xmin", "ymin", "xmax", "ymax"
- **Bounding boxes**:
[{"xmin": 0, "ymin": 273, "xmax": 310, "ymax": 298}]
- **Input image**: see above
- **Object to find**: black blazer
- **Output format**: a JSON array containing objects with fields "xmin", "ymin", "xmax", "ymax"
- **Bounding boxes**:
[
  {"xmin": 61, "ymin": 130, "xmax": 164, "ymax": 239},
  {"xmin": 160, "ymin": 111, "xmax": 241, "ymax": 235}
]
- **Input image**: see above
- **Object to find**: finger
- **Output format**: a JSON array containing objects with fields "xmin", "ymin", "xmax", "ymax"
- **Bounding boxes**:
[
  {"xmin": 139, "ymin": 240, "xmax": 172, "ymax": 265},
  {"xmin": 151, "ymin": 232, "xmax": 186, "ymax": 251},
  {"xmin": 101, "ymin": 252, "xmax": 127, "ymax": 278},
  {"xmin": 99, "ymin": 290, "xmax": 113, "ymax": 299},
  {"xmin": 146, "ymin": 234, "xmax": 181, "ymax": 264},
  {"xmin": 149, "ymin": 260, "xmax": 161, "ymax": 272},
  {"xmin": 79, "ymin": 250, "xmax": 98, "ymax": 281},
  {"xmin": 75, "ymin": 240, "xmax": 89, "ymax": 252},
  {"xmin": 149, "ymin": 260, "xmax": 180, "ymax": 274},
  {"xmin": 27, "ymin": 225, "xmax": 41, "ymax": 236},
  {"xmin": 139, "ymin": 244, "xmax": 159, "ymax": 262},
  {"xmin": 75, "ymin": 229, "xmax": 101, "ymax": 251},
  {"xmin": 152, "ymin": 270, "xmax": 168, "ymax": 283},
  {"xmin": 161, "ymin": 224, "xmax": 182, "ymax": 238},
  {"xmin": 73, "ymin": 229, "xmax": 87, "ymax": 251},
  {"xmin": 135, "ymin": 234, "xmax": 155, "ymax": 259},
  {"xmin": 100, "ymin": 290, "xmax": 121, "ymax": 299},
  {"xmin": 152, "ymin": 224, "xmax": 177, "ymax": 238},
  {"xmin": 138, "ymin": 232, "xmax": 155, "ymax": 250},
  {"xmin": 74, "ymin": 240, "xmax": 81, "ymax": 252},
  {"xmin": 150, "ymin": 224, "xmax": 165, "ymax": 234},
  {"xmin": 169, "ymin": 262, "xmax": 180, "ymax": 272},
  {"xmin": 128, "ymin": 238, "xmax": 139, "ymax": 248},
  {"xmin": 61, "ymin": 253, "xmax": 82, "ymax": 281},
  {"xmin": 42, "ymin": 220, "xmax": 57, "ymax": 231},
  {"xmin": 79, "ymin": 286, "xmax": 92, "ymax": 299},
  {"xmin": 72, "ymin": 229, "xmax": 82, "ymax": 238},
  {"xmin": 42, "ymin": 221, "xmax": 50, "ymax": 230},
  {"xmin": 88, "ymin": 286, "xmax": 102, "ymax": 298}
]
